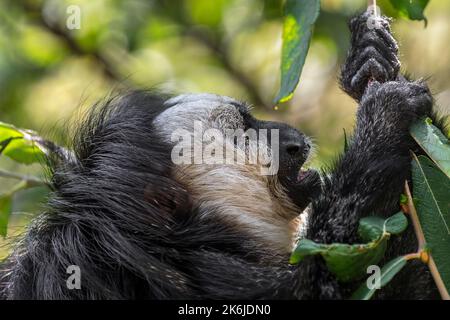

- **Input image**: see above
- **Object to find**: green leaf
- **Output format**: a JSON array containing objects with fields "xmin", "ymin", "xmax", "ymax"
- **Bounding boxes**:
[
  {"xmin": 291, "ymin": 212, "xmax": 408, "ymax": 282},
  {"xmin": 389, "ymin": 0, "xmax": 429, "ymax": 24},
  {"xmin": 351, "ymin": 256, "xmax": 408, "ymax": 300},
  {"xmin": 0, "ymin": 122, "xmax": 47, "ymax": 164},
  {"xmin": 291, "ymin": 235, "xmax": 388, "ymax": 282},
  {"xmin": 410, "ymin": 118, "xmax": 450, "ymax": 179},
  {"xmin": 358, "ymin": 212, "xmax": 407, "ymax": 242},
  {"xmin": 358, "ymin": 216, "xmax": 385, "ymax": 242},
  {"xmin": 274, "ymin": 0, "xmax": 320, "ymax": 104},
  {"xmin": 0, "ymin": 122, "xmax": 23, "ymax": 140},
  {"xmin": 323, "ymin": 239, "xmax": 388, "ymax": 282},
  {"xmin": 0, "ymin": 194, "xmax": 12, "ymax": 237},
  {"xmin": 384, "ymin": 211, "xmax": 408, "ymax": 235},
  {"xmin": 412, "ymin": 155, "xmax": 450, "ymax": 293},
  {"xmin": 289, "ymin": 239, "xmax": 326, "ymax": 264}
]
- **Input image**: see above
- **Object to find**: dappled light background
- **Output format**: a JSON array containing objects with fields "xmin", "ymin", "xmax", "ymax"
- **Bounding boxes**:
[{"xmin": 1, "ymin": 0, "xmax": 449, "ymax": 257}]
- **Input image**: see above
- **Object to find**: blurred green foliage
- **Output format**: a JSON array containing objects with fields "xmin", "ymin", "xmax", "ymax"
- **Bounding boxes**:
[{"xmin": 0, "ymin": 0, "xmax": 449, "ymax": 258}]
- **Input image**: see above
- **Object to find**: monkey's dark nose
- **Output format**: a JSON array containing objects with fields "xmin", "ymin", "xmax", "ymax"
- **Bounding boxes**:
[
  {"xmin": 286, "ymin": 143, "xmax": 303, "ymax": 157},
  {"xmin": 285, "ymin": 141, "xmax": 310, "ymax": 158},
  {"xmin": 283, "ymin": 129, "xmax": 310, "ymax": 159}
]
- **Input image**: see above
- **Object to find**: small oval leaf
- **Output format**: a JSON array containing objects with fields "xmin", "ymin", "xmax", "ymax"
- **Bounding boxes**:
[
  {"xmin": 384, "ymin": 212, "xmax": 408, "ymax": 235},
  {"xmin": 358, "ymin": 216, "xmax": 385, "ymax": 242}
]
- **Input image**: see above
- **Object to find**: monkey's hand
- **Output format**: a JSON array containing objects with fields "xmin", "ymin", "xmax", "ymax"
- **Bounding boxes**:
[
  {"xmin": 307, "ymin": 80, "xmax": 432, "ymax": 244},
  {"xmin": 340, "ymin": 11, "xmax": 401, "ymax": 102},
  {"xmin": 301, "ymin": 80, "xmax": 435, "ymax": 298},
  {"xmin": 357, "ymin": 80, "xmax": 432, "ymax": 137}
]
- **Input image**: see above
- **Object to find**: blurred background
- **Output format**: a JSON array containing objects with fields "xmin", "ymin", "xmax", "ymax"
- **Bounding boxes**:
[{"xmin": 0, "ymin": 0, "xmax": 449, "ymax": 257}]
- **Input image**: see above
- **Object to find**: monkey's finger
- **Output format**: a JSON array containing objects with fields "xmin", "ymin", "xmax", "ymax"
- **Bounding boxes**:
[
  {"xmin": 349, "ymin": 11, "xmax": 374, "ymax": 35},
  {"xmin": 374, "ymin": 26, "xmax": 399, "ymax": 53},
  {"xmin": 357, "ymin": 32, "xmax": 400, "ymax": 69},
  {"xmin": 350, "ymin": 13, "xmax": 397, "ymax": 53},
  {"xmin": 350, "ymin": 58, "xmax": 388, "ymax": 93},
  {"xmin": 351, "ymin": 46, "xmax": 398, "ymax": 81}
]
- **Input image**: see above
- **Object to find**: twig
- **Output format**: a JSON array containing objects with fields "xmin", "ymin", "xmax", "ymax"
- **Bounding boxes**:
[
  {"xmin": 403, "ymin": 252, "xmax": 421, "ymax": 261},
  {"xmin": 0, "ymin": 169, "xmax": 48, "ymax": 188},
  {"xmin": 404, "ymin": 181, "xmax": 426, "ymax": 250},
  {"xmin": 367, "ymin": 0, "xmax": 376, "ymax": 7},
  {"xmin": 404, "ymin": 181, "xmax": 450, "ymax": 300},
  {"xmin": 42, "ymin": 21, "xmax": 122, "ymax": 81},
  {"xmin": 428, "ymin": 256, "xmax": 450, "ymax": 300}
]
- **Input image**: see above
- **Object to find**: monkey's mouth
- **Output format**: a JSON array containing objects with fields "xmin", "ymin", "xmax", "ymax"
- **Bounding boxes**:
[
  {"xmin": 297, "ymin": 167, "xmax": 319, "ymax": 183},
  {"xmin": 299, "ymin": 166, "xmax": 321, "ymax": 195},
  {"xmin": 293, "ymin": 167, "xmax": 321, "ymax": 210},
  {"xmin": 278, "ymin": 156, "xmax": 321, "ymax": 211}
]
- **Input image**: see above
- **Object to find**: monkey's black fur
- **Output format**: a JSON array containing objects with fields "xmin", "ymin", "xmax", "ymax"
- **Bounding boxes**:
[{"xmin": 0, "ymin": 12, "xmax": 446, "ymax": 299}]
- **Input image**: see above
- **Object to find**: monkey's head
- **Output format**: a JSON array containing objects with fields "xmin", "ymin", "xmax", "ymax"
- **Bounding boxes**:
[{"xmin": 153, "ymin": 94, "xmax": 321, "ymax": 252}]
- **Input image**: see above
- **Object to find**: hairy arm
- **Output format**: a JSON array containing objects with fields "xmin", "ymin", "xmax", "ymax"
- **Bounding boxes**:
[{"xmin": 291, "ymin": 12, "xmax": 433, "ymax": 299}]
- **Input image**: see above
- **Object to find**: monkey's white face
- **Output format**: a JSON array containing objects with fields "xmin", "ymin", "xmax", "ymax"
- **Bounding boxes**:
[
  {"xmin": 154, "ymin": 94, "xmax": 246, "ymax": 134},
  {"xmin": 152, "ymin": 93, "xmax": 320, "ymax": 253},
  {"xmin": 154, "ymin": 94, "xmax": 278, "ymax": 175}
]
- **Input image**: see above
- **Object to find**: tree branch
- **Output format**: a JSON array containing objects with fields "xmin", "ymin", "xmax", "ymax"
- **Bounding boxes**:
[
  {"xmin": 22, "ymin": 2, "xmax": 270, "ymax": 109},
  {"xmin": 404, "ymin": 181, "xmax": 426, "ymax": 251},
  {"xmin": 428, "ymin": 256, "xmax": 450, "ymax": 300},
  {"xmin": 0, "ymin": 169, "xmax": 48, "ymax": 188},
  {"xmin": 20, "ymin": 2, "xmax": 124, "ymax": 83}
]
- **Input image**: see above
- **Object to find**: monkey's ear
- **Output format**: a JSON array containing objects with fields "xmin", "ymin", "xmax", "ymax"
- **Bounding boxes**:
[{"xmin": 143, "ymin": 178, "xmax": 192, "ymax": 218}]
